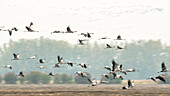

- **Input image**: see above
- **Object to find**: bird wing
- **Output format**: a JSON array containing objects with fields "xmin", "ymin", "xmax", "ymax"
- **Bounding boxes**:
[
  {"xmin": 112, "ymin": 60, "xmax": 119, "ymax": 71},
  {"xmin": 12, "ymin": 27, "xmax": 18, "ymax": 31},
  {"xmin": 58, "ymin": 56, "xmax": 61, "ymax": 63},
  {"xmin": 25, "ymin": 26, "xmax": 31, "ymax": 31},
  {"xmin": 20, "ymin": 72, "xmax": 23, "ymax": 75},
  {"xmin": 105, "ymin": 75, "xmax": 109, "ymax": 79},
  {"xmin": 69, "ymin": 63, "xmax": 73, "ymax": 67},
  {"xmin": 9, "ymin": 31, "xmax": 12, "ymax": 36},
  {"xmin": 156, "ymin": 76, "xmax": 166, "ymax": 83},
  {"xmin": 117, "ymin": 46, "xmax": 123, "ymax": 49},
  {"xmin": 128, "ymin": 80, "xmax": 132, "ymax": 88},
  {"xmin": 39, "ymin": 59, "xmax": 42, "ymax": 63},
  {"xmin": 120, "ymin": 76, "xmax": 123, "ymax": 80},
  {"xmin": 30, "ymin": 22, "xmax": 33, "ymax": 28},
  {"xmin": 112, "ymin": 73, "xmax": 116, "ymax": 78},
  {"xmin": 119, "ymin": 65, "xmax": 123, "ymax": 70},
  {"xmin": 84, "ymin": 64, "xmax": 87, "ymax": 68},
  {"xmin": 87, "ymin": 78, "xmax": 92, "ymax": 83},
  {"xmin": 121, "ymin": 70, "xmax": 127, "ymax": 75},
  {"xmin": 13, "ymin": 53, "xmax": 17, "ymax": 58},
  {"xmin": 161, "ymin": 62, "xmax": 167, "ymax": 71},
  {"xmin": 117, "ymin": 35, "xmax": 121, "ymax": 40},
  {"xmin": 87, "ymin": 33, "xmax": 91, "ymax": 38},
  {"xmin": 106, "ymin": 44, "xmax": 112, "ymax": 48},
  {"xmin": 151, "ymin": 77, "xmax": 156, "ymax": 82},
  {"xmin": 67, "ymin": 26, "xmax": 72, "ymax": 32}
]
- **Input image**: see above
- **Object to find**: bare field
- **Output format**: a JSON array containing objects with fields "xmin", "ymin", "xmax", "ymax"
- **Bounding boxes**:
[{"xmin": 0, "ymin": 84, "xmax": 170, "ymax": 96}]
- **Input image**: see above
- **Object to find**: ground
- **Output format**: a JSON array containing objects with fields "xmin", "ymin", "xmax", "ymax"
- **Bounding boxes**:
[{"xmin": 0, "ymin": 84, "xmax": 170, "ymax": 96}]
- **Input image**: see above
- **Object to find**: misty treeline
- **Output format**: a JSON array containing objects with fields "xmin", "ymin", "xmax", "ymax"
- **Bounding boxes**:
[
  {"xmin": 0, "ymin": 71, "xmax": 121, "ymax": 84},
  {"xmin": 0, "ymin": 37, "xmax": 170, "ymax": 81}
]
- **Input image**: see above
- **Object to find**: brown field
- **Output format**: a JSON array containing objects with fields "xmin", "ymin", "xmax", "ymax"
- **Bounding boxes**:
[{"xmin": 0, "ymin": 84, "xmax": 170, "ymax": 96}]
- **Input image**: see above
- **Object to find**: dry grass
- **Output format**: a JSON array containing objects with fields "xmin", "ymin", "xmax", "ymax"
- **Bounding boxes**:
[{"xmin": 0, "ymin": 84, "xmax": 170, "ymax": 96}]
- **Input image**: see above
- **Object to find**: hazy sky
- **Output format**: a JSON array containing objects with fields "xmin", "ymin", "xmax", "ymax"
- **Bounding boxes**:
[{"xmin": 0, "ymin": 0, "xmax": 170, "ymax": 47}]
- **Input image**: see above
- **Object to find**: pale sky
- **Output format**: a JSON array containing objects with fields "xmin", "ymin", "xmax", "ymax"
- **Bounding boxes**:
[{"xmin": 0, "ymin": 0, "xmax": 170, "ymax": 48}]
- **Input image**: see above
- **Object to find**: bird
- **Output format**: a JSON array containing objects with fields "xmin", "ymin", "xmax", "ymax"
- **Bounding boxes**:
[
  {"xmin": 66, "ymin": 26, "xmax": 77, "ymax": 33},
  {"xmin": 128, "ymin": 79, "xmax": 134, "ymax": 88},
  {"xmin": 119, "ymin": 65, "xmax": 127, "ymax": 75},
  {"xmin": 111, "ymin": 59, "xmax": 120, "ymax": 73},
  {"xmin": 53, "ymin": 63, "xmax": 60, "ymax": 68},
  {"xmin": 78, "ymin": 39, "xmax": 87, "ymax": 45},
  {"xmin": 131, "ymin": 81, "xmax": 135, "ymax": 87},
  {"xmin": 114, "ymin": 35, "xmax": 125, "ymax": 40},
  {"xmin": 106, "ymin": 44, "xmax": 115, "ymax": 48},
  {"xmin": 116, "ymin": 46, "xmax": 124, "ymax": 50},
  {"xmin": 48, "ymin": 72, "xmax": 54, "ymax": 76},
  {"xmin": 100, "ymin": 80, "xmax": 109, "ymax": 84},
  {"xmin": 39, "ymin": 59, "xmax": 46, "ymax": 63},
  {"xmin": 126, "ymin": 69, "xmax": 138, "ymax": 72},
  {"xmin": 101, "ymin": 73, "xmax": 109, "ymax": 79},
  {"xmin": 13, "ymin": 53, "xmax": 19, "ymax": 60},
  {"xmin": 0, "ymin": 27, "xmax": 18, "ymax": 36},
  {"xmin": 122, "ymin": 86, "xmax": 129, "ymax": 89},
  {"xmin": 4, "ymin": 65, "xmax": 12, "ymax": 69},
  {"xmin": 75, "ymin": 71, "xmax": 87, "ymax": 77},
  {"xmin": 8, "ymin": 27, "xmax": 18, "ymax": 36},
  {"xmin": 98, "ymin": 37, "xmax": 110, "ymax": 40},
  {"xmin": 158, "ymin": 62, "xmax": 169, "ymax": 73},
  {"xmin": 104, "ymin": 66, "xmax": 112, "ymax": 71},
  {"xmin": 51, "ymin": 30, "xmax": 64, "ymax": 34},
  {"xmin": 17, "ymin": 72, "xmax": 24, "ymax": 77},
  {"xmin": 27, "ymin": 55, "xmax": 37, "ymax": 59},
  {"xmin": 120, "ymin": 70, "xmax": 127, "ymax": 75},
  {"xmin": 112, "ymin": 73, "xmax": 123, "ymax": 80},
  {"xmin": 65, "ymin": 61, "xmax": 75, "ymax": 67},
  {"xmin": 122, "ymin": 79, "xmax": 134, "ymax": 89},
  {"xmin": 87, "ymin": 78, "xmax": 97, "ymax": 86},
  {"xmin": 25, "ymin": 22, "xmax": 38, "ymax": 32},
  {"xmin": 37, "ymin": 66, "xmax": 45, "ymax": 69},
  {"xmin": 147, "ymin": 76, "xmax": 156, "ymax": 82},
  {"xmin": 57, "ymin": 55, "xmax": 63, "ymax": 64},
  {"xmin": 79, "ymin": 63, "xmax": 87, "ymax": 68},
  {"xmin": 156, "ymin": 75, "xmax": 166, "ymax": 83},
  {"xmin": 80, "ymin": 32, "xmax": 94, "ymax": 38}
]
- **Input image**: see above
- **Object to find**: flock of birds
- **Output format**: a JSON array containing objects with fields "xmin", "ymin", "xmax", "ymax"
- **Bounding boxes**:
[
  {"xmin": 0, "ymin": 22, "xmax": 126, "ymax": 49},
  {"xmin": 3, "ymin": 52, "xmax": 170, "ymax": 89},
  {"xmin": 1, "ymin": 22, "xmax": 169, "ymax": 89}
]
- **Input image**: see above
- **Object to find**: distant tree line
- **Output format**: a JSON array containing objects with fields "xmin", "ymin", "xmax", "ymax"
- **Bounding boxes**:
[{"xmin": 0, "ymin": 71, "xmax": 121, "ymax": 84}]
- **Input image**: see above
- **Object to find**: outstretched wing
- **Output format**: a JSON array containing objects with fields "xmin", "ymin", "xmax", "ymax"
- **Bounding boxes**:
[
  {"xmin": 117, "ymin": 35, "xmax": 121, "ymax": 40},
  {"xmin": 19, "ymin": 71, "xmax": 23, "ymax": 75},
  {"xmin": 151, "ymin": 77, "xmax": 156, "ymax": 82},
  {"xmin": 87, "ymin": 78, "xmax": 92, "ymax": 83},
  {"xmin": 30, "ymin": 22, "xmax": 33, "ymax": 28},
  {"xmin": 13, "ymin": 53, "xmax": 17, "ymax": 59},
  {"xmin": 156, "ymin": 76, "xmax": 166, "ymax": 83},
  {"xmin": 104, "ymin": 66, "xmax": 111, "ymax": 71},
  {"xmin": 117, "ymin": 46, "xmax": 123, "ymax": 49},
  {"xmin": 9, "ymin": 31, "xmax": 12, "ymax": 36},
  {"xmin": 67, "ymin": 26, "xmax": 72, "ymax": 32},
  {"xmin": 106, "ymin": 44, "xmax": 112, "ymax": 48},
  {"xmin": 161, "ymin": 62, "xmax": 167, "ymax": 72},
  {"xmin": 25, "ymin": 26, "xmax": 31, "ymax": 31},
  {"xmin": 112, "ymin": 60, "xmax": 119, "ymax": 71},
  {"xmin": 58, "ymin": 56, "xmax": 61, "ymax": 63},
  {"xmin": 87, "ymin": 33, "xmax": 91, "ymax": 38},
  {"xmin": 119, "ymin": 65, "xmax": 123, "ymax": 70},
  {"xmin": 128, "ymin": 79, "xmax": 132, "ymax": 88}
]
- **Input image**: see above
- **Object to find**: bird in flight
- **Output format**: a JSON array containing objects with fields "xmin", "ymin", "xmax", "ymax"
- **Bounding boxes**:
[
  {"xmin": 158, "ymin": 62, "xmax": 169, "ymax": 73},
  {"xmin": 25, "ymin": 22, "xmax": 38, "ymax": 32}
]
